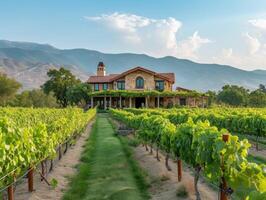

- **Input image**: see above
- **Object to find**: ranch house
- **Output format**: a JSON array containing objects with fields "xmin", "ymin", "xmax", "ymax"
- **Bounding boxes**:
[{"xmin": 87, "ymin": 62, "xmax": 207, "ymax": 109}]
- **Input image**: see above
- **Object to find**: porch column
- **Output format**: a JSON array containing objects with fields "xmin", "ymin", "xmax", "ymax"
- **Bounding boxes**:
[
  {"xmin": 157, "ymin": 95, "xmax": 160, "ymax": 108},
  {"xmin": 145, "ymin": 96, "xmax": 148, "ymax": 108},
  {"xmin": 91, "ymin": 97, "xmax": 94, "ymax": 108},
  {"xmin": 110, "ymin": 96, "xmax": 112, "ymax": 108},
  {"xmin": 129, "ymin": 97, "xmax": 132, "ymax": 108},
  {"xmin": 104, "ymin": 96, "xmax": 107, "ymax": 110},
  {"xmin": 119, "ymin": 96, "xmax": 122, "ymax": 109}
]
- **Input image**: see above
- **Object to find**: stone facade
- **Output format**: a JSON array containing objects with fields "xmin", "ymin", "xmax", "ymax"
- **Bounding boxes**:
[
  {"xmin": 96, "ymin": 69, "xmax": 173, "ymax": 91},
  {"xmin": 88, "ymin": 65, "xmax": 174, "ymax": 92},
  {"xmin": 125, "ymin": 70, "xmax": 156, "ymax": 90}
]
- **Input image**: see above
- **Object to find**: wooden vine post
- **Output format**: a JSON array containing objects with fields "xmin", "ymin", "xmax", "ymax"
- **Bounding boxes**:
[
  {"xmin": 28, "ymin": 168, "xmax": 34, "ymax": 192},
  {"xmin": 64, "ymin": 142, "xmax": 68, "ymax": 154},
  {"xmin": 41, "ymin": 161, "xmax": 45, "ymax": 181},
  {"xmin": 177, "ymin": 158, "xmax": 182, "ymax": 182},
  {"xmin": 220, "ymin": 134, "xmax": 229, "ymax": 200},
  {"xmin": 7, "ymin": 184, "xmax": 14, "ymax": 200},
  {"xmin": 59, "ymin": 145, "xmax": 62, "ymax": 160},
  {"xmin": 119, "ymin": 96, "xmax": 122, "ymax": 108}
]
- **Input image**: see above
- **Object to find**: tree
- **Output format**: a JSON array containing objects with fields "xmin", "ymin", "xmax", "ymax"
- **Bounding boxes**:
[
  {"xmin": 206, "ymin": 90, "xmax": 217, "ymax": 106},
  {"xmin": 42, "ymin": 68, "xmax": 81, "ymax": 107},
  {"xmin": 248, "ymin": 90, "xmax": 266, "ymax": 107},
  {"xmin": 0, "ymin": 73, "xmax": 21, "ymax": 106},
  {"xmin": 8, "ymin": 89, "xmax": 58, "ymax": 107},
  {"xmin": 66, "ymin": 83, "xmax": 92, "ymax": 106},
  {"xmin": 217, "ymin": 85, "xmax": 249, "ymax": 106},
  {"xmin": 259, "ymin": 84, "xmax": 266, "ymax": 93}
]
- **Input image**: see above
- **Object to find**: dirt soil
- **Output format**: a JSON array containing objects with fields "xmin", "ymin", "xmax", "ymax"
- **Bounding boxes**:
[
  {"xmin": 14, "ymin": 120, "xmax": 95, "ymax": 200},
  {"xmin": 133, "ymin": 145, "xmax": 217, "ymax": 200},
  {"xmin": 249, "ymin": 146, "xmax": 266, "ymax": 158}
]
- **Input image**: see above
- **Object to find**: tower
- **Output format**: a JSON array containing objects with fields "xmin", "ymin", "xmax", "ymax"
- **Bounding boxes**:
[{"xmin": 97, "ymin": 62, "xmax": 106, "ymax": 76}]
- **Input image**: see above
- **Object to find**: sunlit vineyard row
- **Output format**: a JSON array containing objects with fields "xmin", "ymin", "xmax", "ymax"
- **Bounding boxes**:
[
  {"xmin": 0, "ymin": 107, "xmax": 96, "ymax": 188},
  {"xmin": 110, "ymin": 108, "xmax": 266, "ymax": 199}
]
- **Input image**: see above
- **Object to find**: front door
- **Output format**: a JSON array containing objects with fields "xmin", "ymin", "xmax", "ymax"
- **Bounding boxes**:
[{"xmin": 135, "ymin": 97, "xmax": 145, "ymax": 108}]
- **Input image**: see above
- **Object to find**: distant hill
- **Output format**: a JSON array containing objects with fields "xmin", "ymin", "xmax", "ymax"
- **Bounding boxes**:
[
  {"xmin": 252, "ymin": 70, "xmax": 266, "ymax": 76},
  {"xmin": 0, "ymin": 39, "xmax": 265, "ymax": 91}
]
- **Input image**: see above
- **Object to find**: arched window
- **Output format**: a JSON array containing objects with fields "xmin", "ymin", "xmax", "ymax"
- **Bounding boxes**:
[{"xmin": 136, "ymin": 76, "xmax": 144, "ymax": 89}]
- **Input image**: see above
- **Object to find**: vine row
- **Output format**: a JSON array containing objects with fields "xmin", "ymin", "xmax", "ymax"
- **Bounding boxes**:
[{"xmin": 110, "ymin": 109, "xmax": 266, "ymax": 200}]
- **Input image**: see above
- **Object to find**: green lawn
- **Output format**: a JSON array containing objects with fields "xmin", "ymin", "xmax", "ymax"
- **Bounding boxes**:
[{"xmin": 63, "ymin": 114, "xmax": 148, "ymax": 200}]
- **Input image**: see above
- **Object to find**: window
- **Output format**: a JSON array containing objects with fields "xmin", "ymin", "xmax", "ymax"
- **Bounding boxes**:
[
  {"xmin": 155, "ymin": 80, "xmax": 164, "ymax": 91},
  {"xmin": 136, "ymin": 77, "xmax": 144, "ymax": 89},
  {"xmin": 103, "ymin": 83, "xmax": 108, "ymax": 90},
  {"xmin": 180, "ymin": 98, "xmax": 187, "ymax": 106},
  {"xmin": 94, "ymin": 83, "xmax": 99, "ymax": 91},
  {"xmin": 117, "ymin": 81, "xmax": 125, "ymax": 90}
]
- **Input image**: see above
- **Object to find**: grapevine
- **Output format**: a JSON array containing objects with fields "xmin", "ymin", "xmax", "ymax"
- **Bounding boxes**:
[
  {"xmin": 0, "ymin": 107, "xmax": 96, "ymax": 189},
  {"xmin": 110, "ymin": 109, "xmax": 266, "ymax": 200}
]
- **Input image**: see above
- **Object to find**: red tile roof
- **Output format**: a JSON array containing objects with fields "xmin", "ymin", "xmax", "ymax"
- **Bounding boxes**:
[
  {"xmin": 176, "ymin": 87, "xmax": 192, "ymax": 92},
  {"xmin": 158, "ymin": 73, "xmax": 175, "ymax": 83},
  {"xmin": 87, "ymin": 66, "xmax": 175, "ymax": 84},
  {"xmin": 87, "ymin": 74, "xmax": 118, "ymax": 83}
]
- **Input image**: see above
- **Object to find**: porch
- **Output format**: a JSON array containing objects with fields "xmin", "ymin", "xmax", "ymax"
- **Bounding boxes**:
[{"xmin": 90, "ymin": 95, "xmax": 207, "ymax": 109}]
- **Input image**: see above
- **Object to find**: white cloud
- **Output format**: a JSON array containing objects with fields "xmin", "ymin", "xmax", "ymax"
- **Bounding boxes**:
[
  {"xmin": 219, "ymin": 19, "xmax": 266, "ymax": 69},
  {"xmin": 176, "ymin": 31, "xmax": 211, "ymax": 59},
  {"xmin": 85, "ymin": 13, "xmax": 210, "ymax": 59},
  {"xmin": 85, "ymin": 13, "xmax": 152, "ymax": 33},
  {"xmin": 222, "ymin": 48, "xmax": 233, "ymax": 58},
  {"xmin": 249, "ymin": 19, "xmax": 266, "ymax": 30},
  {"xmin": 81, "ymin": 14, "xmax": 266, "ymax": 70},
  {"xmin": 213, "ymin": 43, "xmax": 266, "ymax": 70},
  {"xmin": 244, "ymin": 33, "xmax": 261, "ymax": 55}
]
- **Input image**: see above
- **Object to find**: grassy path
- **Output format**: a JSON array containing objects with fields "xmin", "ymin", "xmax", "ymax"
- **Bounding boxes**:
[{"xmin": 63, "ymin": 114, "xmax": 148, "ymax": 200}]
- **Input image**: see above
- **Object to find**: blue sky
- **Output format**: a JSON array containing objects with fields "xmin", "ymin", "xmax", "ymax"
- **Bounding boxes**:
[{"xmin": 1, "ymin": 0, "xmax": 266, "ymax": 70}]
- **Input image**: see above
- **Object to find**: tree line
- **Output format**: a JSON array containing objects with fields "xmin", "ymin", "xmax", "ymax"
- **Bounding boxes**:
[
  {"xmin": 207, "ymin": 84, "xmax": 266, "ymax": 107},
  {"xmin": 0, "ymin": 67, "xmax": 91, "ymax": 108}
]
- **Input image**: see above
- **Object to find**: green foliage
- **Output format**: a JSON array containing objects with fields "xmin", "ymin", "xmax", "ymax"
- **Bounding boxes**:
[
  {"xmin": 8, "ymin": 89, "xmax": 58, "ymax": 107},
  {"xmin": 42, "ymin": 68, "xmax": 81, "ymax": 107},
  {"xmin": 66, "ymin": 83, "xmax": 92, "ymax": 106},
  {"xmin": 110, "ymin": 108, "xmax": 266, "ymax": 199},
  {"xmin": 258, "ymin": 84, "xmax": 266, "ymax": 93},
  {"xmin": 206, "ymin": 90, "xmax": 217, "ymax": 106},
  {"xmin": 89, "ymin": 89, "xmax": 206, "ymax": 98},
  {"xmin": 176, "ymin": 185, "xmax": 188, "ymax": 198},
  {"xmin": 50, "ymin": 178, "xmax": 58, "ymax": 189},
  {"xmin": 217, "ymin": 85, "xmax": 249, "ymax": 106},
  {"xmin": 0, "ymin": 107, "xmax": 96, "ymax": 189},
  {"xmin": 248, "ymin": 90, "xmax": 266, "ymax": 107},
  {"xmin": 202, "ymin": 84, "xmax": 266, "ymax": 107},
  {"xmin": 128, "ymin": 107, "xmax": 266, "ymax": 138},
  {"xmin": 246, "ymin": 191, "xmax": 266, "ymax": 200},
  {"xmin": 0, "ymin": 73, "xmax": 21, "ymax": 106}
]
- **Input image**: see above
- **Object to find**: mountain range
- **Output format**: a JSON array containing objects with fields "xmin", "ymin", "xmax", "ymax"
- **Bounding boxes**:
[{"xmin": 0, "ymin": 39, "xmax": 265, "ymax": 91}]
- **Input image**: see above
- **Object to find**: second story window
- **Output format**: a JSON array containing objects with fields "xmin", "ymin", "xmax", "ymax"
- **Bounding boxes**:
[
  {"xmin": 155, "ymin": 80, "xmax": 164, "ymax": 91},
  {"xmin": 117, "ymin": 81, "xmax": 125, "ymax": 90},
  {"xmin": 103, "ymin": 83, "xmax": 108, "ymax": 90},
  {"xmin": 136, "ymin": 77, "xmax": 144, "ymax": 89},
  {"xmin": 94, "ymin": 83, "xmax": 99, "ymax": 91}
]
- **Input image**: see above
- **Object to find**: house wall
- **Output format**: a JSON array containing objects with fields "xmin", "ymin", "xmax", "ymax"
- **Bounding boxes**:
[
  {"xmin": 155, "ymin": 77, "xmax": 172, "ymax": 91},
  {"xmin": 90, "ymin": 83, "xmax": 114, "ymax": 91},
  {"xmin": 124, "ymin": 70, "xmax": 155, "ymax": 90},
  {"xmin": 122, "ymin": 70, "xmax": 172, "ymax": 91}
]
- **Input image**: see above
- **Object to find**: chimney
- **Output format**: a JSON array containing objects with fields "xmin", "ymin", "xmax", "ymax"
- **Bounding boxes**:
[{"xmin": 97, "ymin": 61, "xmax": 106, "ymax": 76}]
